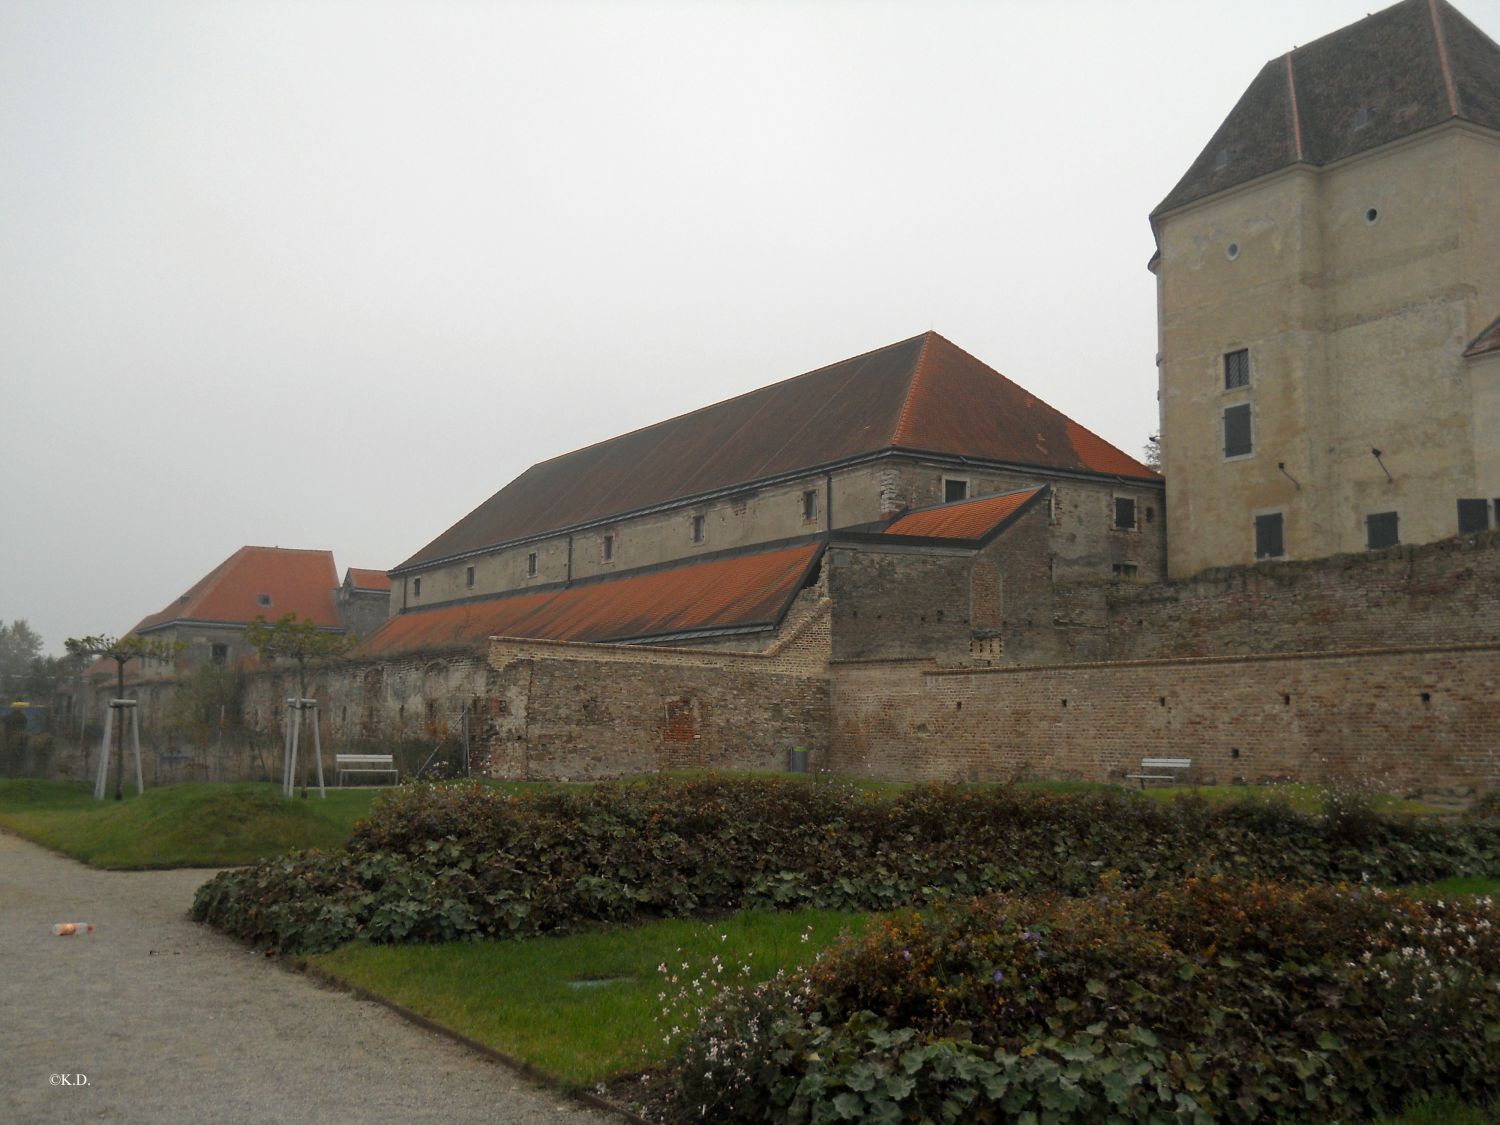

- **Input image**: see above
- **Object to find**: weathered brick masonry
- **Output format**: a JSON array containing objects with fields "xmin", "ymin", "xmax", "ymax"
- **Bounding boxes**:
[{"xmin": 829, "ymin": 644, "xmax": 1500, "ymax": 793}]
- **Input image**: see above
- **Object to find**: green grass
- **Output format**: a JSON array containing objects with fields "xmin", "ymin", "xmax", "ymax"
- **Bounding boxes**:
[
  {"xmin": 1401, "ymin": 874, "xmax": 1500, "ymax": 898},
  {"xmin": 0, "ymin": 779, "xmax": 378, "ymax": 868},
  {"xmin": 1383, "ymin": 1094, "xmax": 1500, "ymax": 1123},
  {"xmin": 1138, "ymin": 782, "xmax": 1442, "ymax": 816},
  {"xmin": 308, "ymin": 907, "xmax": 871, "ymax": 1087}
]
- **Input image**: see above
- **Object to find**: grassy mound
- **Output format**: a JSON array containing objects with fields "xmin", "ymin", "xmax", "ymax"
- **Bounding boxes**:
[{"xmin": 0, "ymin": 779, "xmax": 375, "ymax": 868}]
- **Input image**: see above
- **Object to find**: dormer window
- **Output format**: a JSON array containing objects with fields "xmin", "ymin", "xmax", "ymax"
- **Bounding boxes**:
[
  {"xmin": 1354, "ymin": 106, "xmax": 1375, "ymax": 130},
  {"xmin": 257, "ymin": 594, "xmax": 272, "ymax": 608}
]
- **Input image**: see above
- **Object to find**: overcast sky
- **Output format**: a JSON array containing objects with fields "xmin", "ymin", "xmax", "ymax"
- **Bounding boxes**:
[{"xmin": 5, "ymin": 0, "xmax": 1497, "ymax": 654}]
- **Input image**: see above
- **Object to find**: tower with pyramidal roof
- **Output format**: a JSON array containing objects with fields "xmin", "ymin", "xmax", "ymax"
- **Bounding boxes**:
[{"xmin": 1151, "ymin": 0, "xmax": 1500, "ymax": 578}]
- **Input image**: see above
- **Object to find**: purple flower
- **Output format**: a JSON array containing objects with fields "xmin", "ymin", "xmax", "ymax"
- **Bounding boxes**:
[
  {"xmin": 1022, "ymin": 930, "xmax": 1041, "ymax": 943},
  {"xmin": 901, "ymin": 949, "xmax": 912, "ymax": 963},
  {"xmin": 993, "ymin": 969, "xmax": 1005, "ymax": 983}
]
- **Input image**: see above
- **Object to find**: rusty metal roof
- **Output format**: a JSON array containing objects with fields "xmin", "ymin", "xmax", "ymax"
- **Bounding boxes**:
[
  {"xmin": 399, "ymin": 332, "xmax": 1157, "ymax": 570},
  {"xmin": 357, "ymin": 542, "xmax": 822, "ymax": 657},
  {"xmin": 883, "ymin": 487, "xmax": 1044, "ymax": 541},
  {"xmin": 134, "ymin": 546, "xmax": 342, "ymax": 634}
]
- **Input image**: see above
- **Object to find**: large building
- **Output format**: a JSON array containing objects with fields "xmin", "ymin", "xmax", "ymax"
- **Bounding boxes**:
[
  {"xmin": 1152, "ymin": 0, "xmax": 1500, "ymax": 577},
  {"xmin": 368, "ymin": 331, "xmax": 1163, "ymax": 655}
]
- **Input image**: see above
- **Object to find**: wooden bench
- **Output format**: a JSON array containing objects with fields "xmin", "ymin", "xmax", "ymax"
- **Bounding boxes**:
[
  {"xmin": 1124, "ymin": 757, "xmax": 1192, "ymax": 789},
  {"xmin": 335, "ymin": 753, "xmax": 399, "ymax": 787}
]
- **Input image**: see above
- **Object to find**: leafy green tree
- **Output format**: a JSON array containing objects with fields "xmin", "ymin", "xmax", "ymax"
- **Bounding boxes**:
[
  {"xmin": 164, "ymin": 662, "xmax": 244, "ymax": 753},
  {"xmin": 0, "ymin": 620, "xmax": 45, "ymax": 702},
  {"xmin": 65, "ymin": 633, "xmax": 184, "ymax": 799},
  {"xmin": 244, "ymin": 613, "xmax": 354, "ymax": 796}
]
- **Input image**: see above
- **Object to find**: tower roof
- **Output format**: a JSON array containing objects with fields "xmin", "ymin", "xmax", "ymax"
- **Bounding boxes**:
[
  {"xmin": 396, "ymin": 332, "xmax": 1156, "ymax": 571},
  {"xmin": 1154, "ymin": 0, "xmax": 1500, "ymax": 218}
]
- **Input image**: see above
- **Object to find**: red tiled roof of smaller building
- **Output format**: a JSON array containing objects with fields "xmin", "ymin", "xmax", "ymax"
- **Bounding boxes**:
[
  {"xmin": 135, "ymin": 547, "xmax": 341, "ymax": 633},
  {"xmin": 356, "ymin": 542, "xmax": 821, "ymax": 657},
  {"xmin": 1464, "ymin": 313, "xmax": 1500, "ymax": 357},
  {"xmin": 883, "ymin": 487, "xmax": 1044, "ymax": 541},
  {"xmin": 345, "ymin": 567, "xmax": 393, "ymax": 592}
]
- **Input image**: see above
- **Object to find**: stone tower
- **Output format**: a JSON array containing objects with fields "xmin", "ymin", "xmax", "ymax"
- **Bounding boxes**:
[{"xmin": 1151, "ymin": 0, "xmax": 1500, "ymax": 578}]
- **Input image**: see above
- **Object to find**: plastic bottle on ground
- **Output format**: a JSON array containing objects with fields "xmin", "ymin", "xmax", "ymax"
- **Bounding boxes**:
[{"xmin": 52, "ymin": 922, "xmax": 94, "ymax": 936}]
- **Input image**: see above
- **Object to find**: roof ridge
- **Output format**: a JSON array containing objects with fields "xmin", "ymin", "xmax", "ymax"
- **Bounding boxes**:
[
  {"xmin": 521, "ymin": 332, "xmax": 933, "ymax": 474},
  {"xmin": 891, "ymin": 331, "xmax": 939, "ymax": 447},
  {"xmin": 1429, "ymin": 0, "xmax": 1462, "ymax": 117}
]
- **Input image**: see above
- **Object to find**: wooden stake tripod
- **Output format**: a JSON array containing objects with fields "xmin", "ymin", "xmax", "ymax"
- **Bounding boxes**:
[
  {"xmin": 281, "ymin": 698, "xmax": 326, "ymax": 799},
  {"xmin": 95, "ymin": 699, "xmax": 144, "ymax": 801}
]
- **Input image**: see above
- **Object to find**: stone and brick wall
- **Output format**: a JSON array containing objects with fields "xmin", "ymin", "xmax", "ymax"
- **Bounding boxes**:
[{"xmin": 830, "ymin": 643, "xmax": 1500, "ymax": 794}]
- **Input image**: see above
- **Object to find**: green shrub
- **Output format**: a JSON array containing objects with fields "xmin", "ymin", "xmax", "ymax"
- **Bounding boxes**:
[
  {"xmin": 663, "ymin": 879, "xmax": 1500, "ymax": 1123},
  {"xmin": 192, "ymin": 776, "xmax": 1500, "ymax": 954}
]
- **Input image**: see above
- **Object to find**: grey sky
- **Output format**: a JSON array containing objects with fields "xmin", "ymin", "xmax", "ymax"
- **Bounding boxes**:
[{"xmin": 5, "ymin": 0, "xmax": 1494, "ymax": 653}]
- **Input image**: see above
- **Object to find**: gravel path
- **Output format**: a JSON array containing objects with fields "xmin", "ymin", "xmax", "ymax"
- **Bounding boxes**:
[{"xmin": 0, "ymin": 832, "xmax": 613, "ymax": 1124}]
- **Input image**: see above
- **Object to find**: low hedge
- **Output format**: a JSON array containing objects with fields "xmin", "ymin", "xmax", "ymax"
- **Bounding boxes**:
[
  {"xmin": 192, "ymin": 776, "xmax": 1500, "ymax": 954},
  {"xmin": 662, "ymin": 878, "xmax": 1500, "ymax": 1123}
]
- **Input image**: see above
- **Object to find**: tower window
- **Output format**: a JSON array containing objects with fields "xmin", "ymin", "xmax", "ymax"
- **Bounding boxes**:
[
  {"xmin": 1224, "ymin": 349, "xmax": 1249, "ymax": 390},
  {"xmin": 1366, "ymin": 511, "xmax": 1399, "ymax": 550},
  {"xmin": 1255, "ymin": 512, "xmax": 1285, "ymax": 559},
  {"xmin": 1223, "ymin": 404, "xmax": 1252, "ymax": 458},
  {"xmin": 1458, "ymin": 499, "xmax": 1490, "ymax": 534}
]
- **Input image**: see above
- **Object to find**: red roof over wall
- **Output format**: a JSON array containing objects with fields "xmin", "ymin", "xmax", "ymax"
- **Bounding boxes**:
[
  {"xmin": 357, "ymin": 542, "xmax": 821, "ymax": 657},
  {"xmin": 399, "ymin": 333, "xmax": 1157, "ymax": 570},
  {"xmin": 136, "ymin": 547, "xmax": 341, "ymax": 633},
  {"xmin": 345, "ymin": 567, "xmax": 393, "ymax": 592},
  {"xmin": 883, "ymin": 487, "xmax": 1044, "ymax": 541}
]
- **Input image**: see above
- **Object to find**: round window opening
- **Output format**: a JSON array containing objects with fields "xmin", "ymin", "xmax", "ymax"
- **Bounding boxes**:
[
  {"xmin": 1365, "ymin": 207, "xmax": 1379, "ymax": 225},
  {"xmin": 1225, "ymin": 242, "xmax": 1240, "ymax": 261}
]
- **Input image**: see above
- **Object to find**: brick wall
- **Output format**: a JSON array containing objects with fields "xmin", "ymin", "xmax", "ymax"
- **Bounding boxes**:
[
  {"xmin": 484, "ymin": 601, "xmax": 832, "ymax": 780},
  {"xmin": 829, "ymin": 643, "xmax": 1500, "ymax": 793},
  {"xmin": 827, "ymin": 546, "xmax": 972, "ymax": 662}
]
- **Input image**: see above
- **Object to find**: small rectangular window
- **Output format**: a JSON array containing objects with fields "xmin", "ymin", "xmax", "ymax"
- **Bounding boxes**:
[
  {"xmin": 801, "ymin": 490, "xmax": 818, "ymax": 522},
  {"xmin": 944, "ymin": 478, "xmax": 969, "ymax": 503},
  {"xmin": 1224, "ymin": 348, "xmax": 1250, "ymax": 390},
  {"xmin": 1111, "ymin": 563, "xmax": 1138, "ymax": 578},
  {"xmin": 412, "ymin": 578, "xmax": 421, "ymax": 597},
  {"xmin": 1366, "ymin": 511, "xmax": 1399, "ymax": 550},
  {"xmin": 691, "ymin": 515, "xmax": 705, "ymax": 543},
  {"xmin": 257, "ymin": 593, "xmax": 272, "ymax": 608},
  {"xmin": 210, "ymin": 643, "xmax": 228, "ymax": 665},
  {"xmin": 465, "ymin": 565, "xmax": 475, "ymax": 588},
  {"xmin": 602, "ymin": 534, "xmax": 614, "ymax": 561},
  {"xmin": 1457, "ymin": 499, "xmax": 1490, "ymax": 534},
  {"xmin": 1255, "ymin": 512, "xmax": 1284, "ymax": 559},
  {"xmin": 526, "ymin": 553, "xmax": 537, "ymax": 577},
  {"xmin": 1113, "ymin": 497, "xmax": 1136, "ymax": 530},
  {"xmin": 1223, "ymin": 404, "xmax": 1252, "ymax": 458}
]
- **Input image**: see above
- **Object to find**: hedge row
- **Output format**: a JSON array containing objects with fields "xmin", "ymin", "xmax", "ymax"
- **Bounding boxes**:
[
  {"xmin": 663, "ymin": 879, "xmax": 1500, "ymax": 1123},
  {"xmin": 192, "ymin": 776, "xmax": 1500, "ymax": 954}
]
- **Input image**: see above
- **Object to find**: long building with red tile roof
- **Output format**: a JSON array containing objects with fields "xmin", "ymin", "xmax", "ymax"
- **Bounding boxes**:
[{"xmin": 386, "ymin": 332, "xmax": 1164, "ymax": 635}]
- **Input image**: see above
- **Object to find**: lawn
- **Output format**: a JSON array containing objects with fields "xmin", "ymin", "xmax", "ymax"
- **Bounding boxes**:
[
  {"xmin": 0, "ymin": 778, "xmax": 378, "ymax": 867},
  {"xmin": 308, "ymin": 907, "xmax": 871, "ymax": 1088}
]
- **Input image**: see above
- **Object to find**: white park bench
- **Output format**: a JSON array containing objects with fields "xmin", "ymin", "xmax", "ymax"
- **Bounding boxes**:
[
  {"xmin": 1124, "ymin": 757, "xmax": 1192, "ymax": 789},
  {"xmin": 335, "ymin": 753, "xmax": 399, "ymax": 787}
]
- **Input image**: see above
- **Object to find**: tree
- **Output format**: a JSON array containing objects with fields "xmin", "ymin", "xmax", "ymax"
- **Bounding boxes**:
[
  {"xmin": 65, "ymin": 633, "xmax": 183, "ymax": 799},
  {"xmin": 1143, "ymin": 433, "xmax": 1162, "ymax": 473},
  {"xmin": 0, "ymin": 620, "xmax": 45, "ymax": 702},
  {"xmin": 244, "ymin": 613, "xmax": 354, "ymax": 796}
]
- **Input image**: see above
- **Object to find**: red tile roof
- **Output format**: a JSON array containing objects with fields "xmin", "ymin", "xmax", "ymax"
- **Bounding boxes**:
[
  {"xmin": 357, "ymin": 542, "xmax": 821, "ymax": 657},
  {"xmin": 345, "ymin": 567, "xmax": 393, "ymax": 592},
  {"xmin": 135, "ymin": 547, "xmax": 341, "ymax": 633},
  {"xmin": 883, "ymin": 487, "xmax": 1044, "ymax": 541},
  {"xmin": 398, "ymin": 332, "xmax": 1158, "ymax": 570},
  {"xmin": 1464, "ymin": 313, "xmax": 1500, "ymax": 358}
]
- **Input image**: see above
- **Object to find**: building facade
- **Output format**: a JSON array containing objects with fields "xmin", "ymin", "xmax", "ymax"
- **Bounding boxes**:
[{"xmin": 1152, "ymin": 0, "xmax": 1500, "ymax": 578}]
